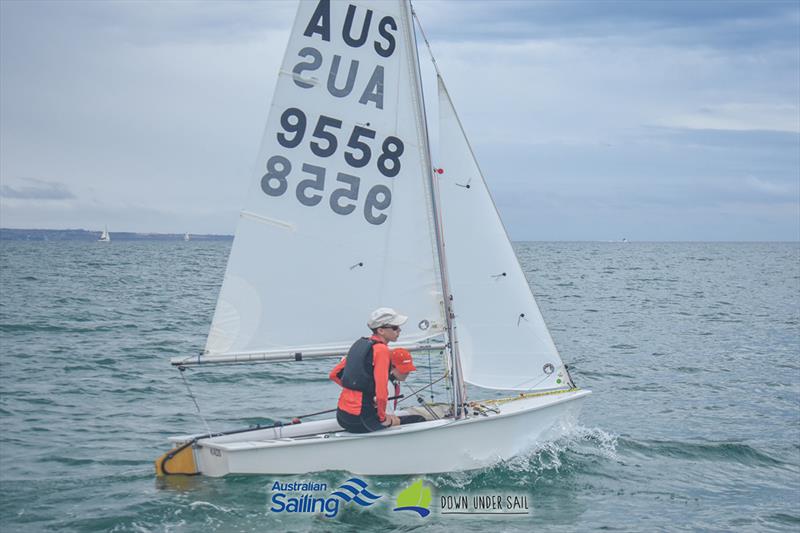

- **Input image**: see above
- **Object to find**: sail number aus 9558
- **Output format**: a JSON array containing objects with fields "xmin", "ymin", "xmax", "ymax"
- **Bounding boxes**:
[
  {"xmin": 277, "ymin": 107, "xmax": 404, "ymax": 178},
  {"xmin": 260, "ymin": 107, "xmax": 404, "ymax": 225},
  {"xmin": 261, "ymin": 156, "xmax": 392, "ymax": 225}
]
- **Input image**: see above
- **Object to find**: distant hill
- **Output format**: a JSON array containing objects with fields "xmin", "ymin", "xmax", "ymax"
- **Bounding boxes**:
[{"xmin": 0, "ymin": 228, "xmax": 233, "ymax": 241}]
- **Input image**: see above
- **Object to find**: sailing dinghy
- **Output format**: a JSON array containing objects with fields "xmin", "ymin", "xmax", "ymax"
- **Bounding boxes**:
[{"xmin": 157, "ymin": 0, "xmax": 590, "ymax": 477}]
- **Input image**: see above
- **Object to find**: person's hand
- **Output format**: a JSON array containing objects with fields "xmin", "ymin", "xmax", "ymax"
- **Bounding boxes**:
[{"xmin": 382, "ymin": 415, "xmax": 400, "ymax": 427}]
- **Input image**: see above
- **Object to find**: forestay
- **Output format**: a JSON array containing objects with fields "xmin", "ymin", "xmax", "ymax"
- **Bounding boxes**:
[
  {"xmin": 204, "ymin": 0, "xmax": 445, "ymax": 360},
  {"xmin": 436, "ymin": 76, "xmax": 565, "ymax": 391}
]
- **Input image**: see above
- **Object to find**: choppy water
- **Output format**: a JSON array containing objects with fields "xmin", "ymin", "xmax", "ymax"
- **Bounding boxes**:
[{"xmin": 1, "ymin": 241, "xmax": 798, "ymax": 532}]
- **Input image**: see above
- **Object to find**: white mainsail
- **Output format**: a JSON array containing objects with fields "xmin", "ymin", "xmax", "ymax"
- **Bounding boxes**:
[
  {"xmin": 204, "ymin": 0, "xmax": 446, "ymax": 359},
  {"xmin": 436, "ymin": 76, "xmax": 565, "ymax": 391}
]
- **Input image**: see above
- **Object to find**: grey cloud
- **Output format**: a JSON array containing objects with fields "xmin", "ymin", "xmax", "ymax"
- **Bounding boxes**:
[
  {"xmin": 0, "ymin": 1, "xmax": 296, "ymax": 48},
  {"xmin": 640, "ymin": 127, "xmax": 800, "ymax": 150},
  {"xmin": 416, "ymin": 0, "xmax": 799, "ymax": 50},
  {"xmin": 478, "ymin": 122, "xmax": 799, "ymax": 216},
  {"xmin": 0, "ymin": 178, "xmax": 75, "ymax": 200}
]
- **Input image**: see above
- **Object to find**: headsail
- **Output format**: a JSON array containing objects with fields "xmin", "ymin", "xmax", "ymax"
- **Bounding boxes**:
[
  {"xmin": 203, "ymin": 0, "xmax": 445, "ymax": 361},
  {"xmin": 437, "ymin": 76, "xmax": 566, "ymax": 391}
]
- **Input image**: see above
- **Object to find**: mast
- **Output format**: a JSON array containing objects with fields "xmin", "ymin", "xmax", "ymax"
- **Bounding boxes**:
[{"xmin": 404, "ymin": 0, "xmax": 467, "ymax": 417}]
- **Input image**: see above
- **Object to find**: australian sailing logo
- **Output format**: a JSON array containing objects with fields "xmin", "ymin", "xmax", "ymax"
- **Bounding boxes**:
[
  {"xmin": 331, "ymin": 478, "xmax": 382, "ymax": 506},
  {"xmin": 269, "ymin": 477, "xmax": 382, "ymax": 518}
]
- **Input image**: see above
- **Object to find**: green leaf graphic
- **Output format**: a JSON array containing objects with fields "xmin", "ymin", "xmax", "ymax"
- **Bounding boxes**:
[{"xmin": 396, "ymin": 479, "xmax": 431, "ymax": 509}]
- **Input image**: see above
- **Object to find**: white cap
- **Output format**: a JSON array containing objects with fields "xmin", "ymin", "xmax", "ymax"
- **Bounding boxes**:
[{"xmin": 367, "ymin": 307, "xmax": 408, "ymax": 329}]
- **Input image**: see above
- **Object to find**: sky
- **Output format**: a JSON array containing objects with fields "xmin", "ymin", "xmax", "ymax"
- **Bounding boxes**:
[{"xmin": 1, "ymin": 0, "xmax": 798, "ymax": 241}]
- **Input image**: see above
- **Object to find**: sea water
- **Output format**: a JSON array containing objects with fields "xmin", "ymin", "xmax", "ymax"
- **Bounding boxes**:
[{"xmin": 0, "ymin": 241, "xmax": 798, "ymax": 532}]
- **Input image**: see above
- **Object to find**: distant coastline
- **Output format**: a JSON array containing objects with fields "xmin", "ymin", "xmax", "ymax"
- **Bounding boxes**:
[
  {"xmin": 0, "ymin": 228, "xmax": 233, "ymax": 241},
  {"xmin": 2, "ymin": 229, "xmax": 795, "ymax": 243}
]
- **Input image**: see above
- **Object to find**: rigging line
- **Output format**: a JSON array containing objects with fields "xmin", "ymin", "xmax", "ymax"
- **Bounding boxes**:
[
  {"xmin": 481, "ymin": 387, "xmax": 581, "ymax": 406},
  {"xmin": 396, "ymin": 373, "xmax": 449, "ymax": 406},
  {"xmin": 177, "ymin": 366, "xmax": 213, "ymax": 438},
  {"xmin": 411, "ymin": 5, "xmax": 442, "ymax": 78},
  {"xmin": 510, "ymin": 366, "xmax": 565, "ymax": 392},
  {"xmin": 427, "ymin": 349, "xmax": 435, "ymax": 402}
]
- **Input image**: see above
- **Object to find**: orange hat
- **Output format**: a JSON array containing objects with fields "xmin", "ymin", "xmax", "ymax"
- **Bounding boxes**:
[{"xmin": 391, "ymin": 348, "xmax": 416, "ymax": 373}]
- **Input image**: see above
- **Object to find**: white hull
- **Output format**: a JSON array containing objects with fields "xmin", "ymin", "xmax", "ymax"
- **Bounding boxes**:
[{"xmin": 170, "ymin": 389, "xmax": 589, "ymax": 477}]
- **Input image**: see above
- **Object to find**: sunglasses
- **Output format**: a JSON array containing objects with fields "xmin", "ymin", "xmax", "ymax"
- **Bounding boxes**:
[{"xmin": 380, "ymin": 325, "xmax": 400, "ymax": 331}]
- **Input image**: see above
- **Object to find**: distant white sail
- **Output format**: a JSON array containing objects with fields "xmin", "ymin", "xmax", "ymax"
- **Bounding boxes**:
[
  {"xmin": 437, "ymin": 76, "xmax": 565, "ymax": 391},
  {"xmin": 205, "ymin": 0, "xmax": 445, "ymax": 357},
  {"xmin": 98, "ymin": 226, "xmax": 111, "ymax": 242}
]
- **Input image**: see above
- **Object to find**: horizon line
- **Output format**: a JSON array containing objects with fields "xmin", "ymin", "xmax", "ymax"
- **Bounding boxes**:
[{"xmin": 1, "ymin": 228, "xmax": 797, "ymax": 243}]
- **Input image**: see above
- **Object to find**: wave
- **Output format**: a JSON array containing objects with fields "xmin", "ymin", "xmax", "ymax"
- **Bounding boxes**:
[
  {"xmin": 426, "ymin": 428, "xmax": 792, "ymax": 493},
  {"xmin": 431, "ymin": 425, "xmax": 619, "ymax": 489},
  {"xmin": 618, "ymin": 437, "xmax": 788, "ymax": 468},
  {"xmin": 188, "ymin": 501, "xmax": 233, "ymax": 512}
]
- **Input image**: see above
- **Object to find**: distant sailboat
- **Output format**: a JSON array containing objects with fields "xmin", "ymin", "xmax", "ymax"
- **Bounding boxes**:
[
  {"xmin": 98, "ymin": 226, "xmax": 111, "ymax": 243},
  {"xmin": 183, "ymin": 233, "xmax": 191, "ymax": 241}
]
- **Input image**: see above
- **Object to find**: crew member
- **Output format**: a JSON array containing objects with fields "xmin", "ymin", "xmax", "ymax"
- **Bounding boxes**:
[{"xmin": 329, "ymin": 307, "xmax": 416, "ymax": 433}]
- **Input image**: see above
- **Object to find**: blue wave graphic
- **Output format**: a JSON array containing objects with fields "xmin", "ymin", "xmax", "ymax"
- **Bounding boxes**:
[
  {"xmin": 331, "ymin": 478, "xmax": 382, "ymax": 506},
  {"xmin": 393, "ymin": 506, "xmax": 431, "ymax": 517}
]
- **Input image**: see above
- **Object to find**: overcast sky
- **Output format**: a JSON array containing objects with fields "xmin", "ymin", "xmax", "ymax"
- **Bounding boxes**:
[{"xmin": 1, "ymin": 0, "xmax": 798, "ymax": 240}]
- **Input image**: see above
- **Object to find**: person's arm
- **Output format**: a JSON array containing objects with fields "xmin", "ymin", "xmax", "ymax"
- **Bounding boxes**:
[
  {"xmin": 373, "ymin": 344, "xmax": 390, "ymax": 422},
  {"xmin": 329, "ymin": 357, "xmax": 346, "ymax": 387}
]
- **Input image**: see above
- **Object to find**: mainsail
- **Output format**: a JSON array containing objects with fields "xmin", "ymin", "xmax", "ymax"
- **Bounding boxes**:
[
  {"xmin": 436, "ymin": 76, "xmax": 566, "ymax": 391},
  {"xmin": 204, "ymin": 0, "xmax": 446, "ymax": 360}
]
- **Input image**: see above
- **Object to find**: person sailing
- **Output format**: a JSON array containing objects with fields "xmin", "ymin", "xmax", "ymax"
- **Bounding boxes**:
[{"xmin": 329, "ymin": 308, "xmax": 421, "ymax": 433}]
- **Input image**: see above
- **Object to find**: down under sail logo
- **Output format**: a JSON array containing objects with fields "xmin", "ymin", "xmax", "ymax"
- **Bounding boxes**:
[
  {"xmin": 393, "ymin": 479, "xmax": 432, "ymax": 517},
  {"xmin": 269, "ymin": 477, "xmax": 381, "ymax": 518}
]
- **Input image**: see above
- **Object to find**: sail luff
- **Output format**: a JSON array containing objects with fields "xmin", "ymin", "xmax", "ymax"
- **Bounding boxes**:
[
  {"xmin": 405, "ymin": 1, "xmax": 466, "ymax": 416},
  {"xmin": 411, "ymin": 6, "xmax": 467, "ymax": 406}
]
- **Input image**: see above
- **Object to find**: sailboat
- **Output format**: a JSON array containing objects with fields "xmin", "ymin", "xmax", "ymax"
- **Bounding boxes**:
[
  {"xmin": 156, "ymin": 0, "xmax": 589, "ymax": 477},
  {"xmin": 183, "ymin": 232, "xmax": 191, "ymax": 241},
  {"xmin": 98, "ymin": 226, "xmax": 111, "ymax": 243}
]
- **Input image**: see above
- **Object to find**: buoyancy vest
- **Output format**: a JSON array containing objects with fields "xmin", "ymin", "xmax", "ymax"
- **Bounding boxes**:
[{"xmin": 340, "ymin": 337, "xmax": 378, "ymax": 393}]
